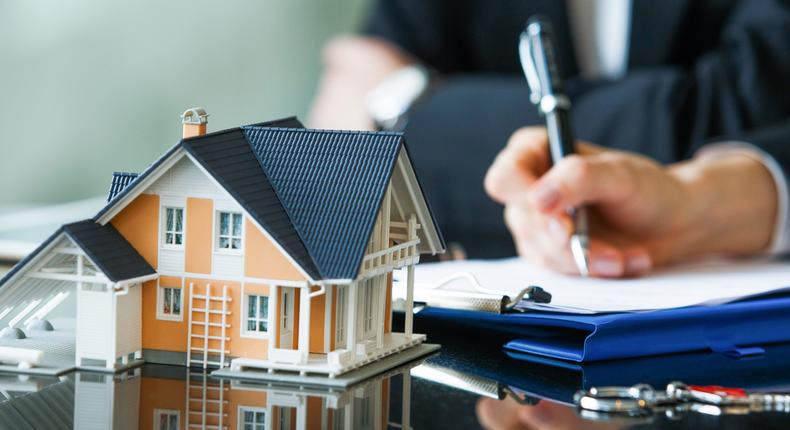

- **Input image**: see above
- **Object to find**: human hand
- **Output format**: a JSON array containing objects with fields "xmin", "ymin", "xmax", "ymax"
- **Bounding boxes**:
[
  {"xmin": 308, "ymin": 36, "xmax": 415, "ymax": 130},
  {"xmin": 484, "ymin": 127, "xmax": 778, "ymax": 277}
]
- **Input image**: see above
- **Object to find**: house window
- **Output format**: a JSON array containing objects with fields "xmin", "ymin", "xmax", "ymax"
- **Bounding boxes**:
[
  {"xmin": 245, "ymin": 295, "xmax": 269, "ymax": 334},
  {"xmin": 163, "ymin": 207, "xmax": 184, "ymax": 246},
  {"xmin": 158, "ymin": 287, "xmax": 182, "ymax": 319},
  {"xmin": 154, "ymin": 409, "xmax": 179, "ymax": 430},
  {"xmin": 335, "ymin": 285, "xmax": 347, "ymax": 346},
  {"xmin": 217, "ymin": 212, "xmax": 243, "ymax": 250},
  {"xmin": 239, "ymin": 407, "xmax": 266, "ymax": 430}
]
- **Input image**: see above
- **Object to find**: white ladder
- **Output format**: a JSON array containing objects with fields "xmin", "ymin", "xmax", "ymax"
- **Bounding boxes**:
[
  {"xmin": 185, "ymin": 371, "xmax": 228, "ymax": 429},
  {"xmin": 187, "ymin": 283, "xmax": 232, "ymax": 369}
]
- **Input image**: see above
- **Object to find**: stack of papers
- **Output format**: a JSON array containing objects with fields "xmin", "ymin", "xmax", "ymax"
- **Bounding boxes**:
[{"xmin": 394, "ymin": 257, "xmax": 790, "ymax": 314}]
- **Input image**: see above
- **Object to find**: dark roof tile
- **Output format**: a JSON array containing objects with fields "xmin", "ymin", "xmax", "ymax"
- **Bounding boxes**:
[
  {"xmin": 62, "ymin": 220, "xmax": 156, "ymax": 282},
  {"xmin": 107, "ymin": 172, "xmax": 139, "ymax": 202},
  {"xmin": 0, "ymin": 220, "xmax": 155, "ymax": 287},
  {"xmin": 243, "ymin": 127, "xmax": 402, "ymax": 280}
]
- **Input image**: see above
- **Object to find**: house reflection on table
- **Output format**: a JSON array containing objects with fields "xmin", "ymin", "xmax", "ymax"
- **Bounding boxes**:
[{"xmin": 0, "ymin": 361, "xmax": 417, "ymax": 429}]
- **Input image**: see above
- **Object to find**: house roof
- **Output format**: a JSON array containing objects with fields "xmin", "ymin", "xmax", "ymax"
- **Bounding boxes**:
[
  {"xmin": 0, "ymin": 220, "xmax": 156, "ymax": 287},
  {"xmin": 244, "ymin": 127, "xmax": 403, "ymax": 280},
  {"xmin": 62, "ymin": 220, "xmax": 156, "ymax": 282},
  {"xmin": 183, "ymin": 128, "xmax": 322, "ymax": 279},
  {"xmin": 65, "ymin": 116, "xmax": 441, "ymax": 283},
  {"xmin": 107, "ymin": 172, "xmax": 139, "ymax": 201},
  {"xmin": 0, "ymin": 377, "xmax": 73, "ymax": 429}
]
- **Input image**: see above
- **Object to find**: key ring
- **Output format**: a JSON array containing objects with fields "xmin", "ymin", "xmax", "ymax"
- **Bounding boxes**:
[
  {"xmin": 576, "ymin": 380, "xmax": 790, "ymax": 417},
  {"xmin": 574, "ymin": 384, "xmax": 662, "ymax": 414}
]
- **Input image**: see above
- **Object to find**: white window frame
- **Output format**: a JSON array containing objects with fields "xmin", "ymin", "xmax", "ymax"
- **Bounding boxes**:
[
  {"xmin": 156, "ymin": 283, "xmax": 183, "ymax": 321},
  {"xmin": 215, "ymin": 211, "xmax": 244, "ymax": 253},
  {"xmin": 153, "ymin": 409, "xmax": 180, "ymax": 430},
  {"xmin": 238, "ymin": 406, "xmax": 269, "ymax": 430},
  {"xmin": 241, "ymin": 292, "xmax": 269, "ymax": 339},
  {"xmin": 161, "ymin": 206, "xmax": 185, "ymax": 248}
]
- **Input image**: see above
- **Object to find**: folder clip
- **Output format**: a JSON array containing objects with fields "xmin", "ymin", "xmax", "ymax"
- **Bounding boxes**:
[{"xmin": 502, "ymin": 285, "xmax": 552, "ymax": 313}]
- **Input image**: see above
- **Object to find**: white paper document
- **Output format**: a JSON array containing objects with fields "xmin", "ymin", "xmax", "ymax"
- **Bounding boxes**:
[{"xmin": 394, "ymin": 257, "xmax": 790, "ymax": 314}]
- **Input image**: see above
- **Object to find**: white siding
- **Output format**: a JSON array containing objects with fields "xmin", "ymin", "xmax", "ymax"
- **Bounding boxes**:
[
  {"xmin": 76, "ymin": 289, "xmax": 114, "ymax": 362},
  {"xmin": 159, "ymin": 248, "xmax": 184, "ymax": 272},
  {"xmin": 74, "ymin": 374, "xmax": 113, "ymax": 430},
  {"xmin": 145, "ymin": 155, "xmax": 250, "ymax": 277},
  {"xmin": 212, "ymin": 253, "xmax": 243, "ymax": 277},
  {"xmin": 147, "ymin": 156, "xmax": 225, "ymax": 200},
  {"xmin": 115, "ymin": 285, "xmax": 141, "ymax": 358}
]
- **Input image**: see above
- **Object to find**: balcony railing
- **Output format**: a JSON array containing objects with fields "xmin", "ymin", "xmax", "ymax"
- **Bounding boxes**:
[{"xmin": 359, "ymin": 217, "xmax": 420, "ymax": 278}]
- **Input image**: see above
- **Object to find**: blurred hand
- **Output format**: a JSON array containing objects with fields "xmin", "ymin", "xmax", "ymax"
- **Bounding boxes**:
[
  {"xmin": 308, "ymin": 36, "xmax": 415, "ymax": 130},
  {"xmin": 477, "ymin": 397, "xmax": 621, "ymax": 430},
  {"xmin": 485, "ymin": 127, "xmax": 778, "ymax": 277}
]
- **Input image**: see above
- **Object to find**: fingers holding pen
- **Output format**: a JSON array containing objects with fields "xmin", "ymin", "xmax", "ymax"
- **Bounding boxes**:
[
  {"xmin": 505, "ymin": 199, "xmax": 652, "ymax": 278},
  {"xmin": 485, "ymin": 127, "xmax": 552, "ymax": 203},
  {"xmin": 528, "ymin": 153, "xmax": 635, "ymax": 215}
]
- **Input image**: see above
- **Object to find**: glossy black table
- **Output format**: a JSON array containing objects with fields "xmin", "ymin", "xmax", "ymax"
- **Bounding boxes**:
[{"xmin": 0, "ymin": 314, "xmax": 789, "ymax": 429}]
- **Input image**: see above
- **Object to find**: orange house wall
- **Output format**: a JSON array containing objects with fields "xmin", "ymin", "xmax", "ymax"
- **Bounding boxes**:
[
  {"xmin": 232, "ymin": 283, "xmax": 270, "ymax": 360},
  {"xmin": 110, "ymin": 190, "xmax": 372, "ymax": 362},
  {"xmin": 111, "ymin": 194, "xmax": 159, "ymax": 268},
  {"xmin": 226, "ymin": 388, "xmax": 268, "ymax": 430},
  {"xmin": 138, "ymin": 377, "xmax": 186, "ymax": 430},
  {"xmin": 309, "ymin": 288, "xmax": 325, "ymax": 353},
  {"xmin": 185, "ymin": 197, "xmax": 212, "ymax": 274},
  {"xmin": 141, "ymin": 276, "xmax": 188, "ymax": 353},
  {"xmin": 307, "ymin": 397, "xmax": 323, "ymax": 429},
  {"xmin": 244, "ymin": 219, "xmax": 306, "ymax": 282}
]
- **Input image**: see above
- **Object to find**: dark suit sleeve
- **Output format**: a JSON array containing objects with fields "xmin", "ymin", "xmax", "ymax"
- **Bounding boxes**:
[
  {"xmin": 364, "ymin": 0, "xmax": 462, "ymax": 73},
  {"xmin": 567, "ymin": 0, "xmax": 790, "ymax": 168}
]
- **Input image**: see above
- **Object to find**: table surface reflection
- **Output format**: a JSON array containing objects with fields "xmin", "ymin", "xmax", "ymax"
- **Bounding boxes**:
[{"xmin": 0, "ymin": 315, "xmax": 788, "ymax": 429}]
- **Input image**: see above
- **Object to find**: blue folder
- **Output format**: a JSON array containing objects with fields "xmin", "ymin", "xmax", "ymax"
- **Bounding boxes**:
[{"xmin": 417, "ymin": 294, "xmax": 790, "ymax": 362}]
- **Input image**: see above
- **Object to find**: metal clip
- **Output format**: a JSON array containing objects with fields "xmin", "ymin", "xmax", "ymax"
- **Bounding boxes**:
[
  {"xmin": 518, "ymin": 30, "xmax": 542, "ymax": 105},
  {"xmin": 501, "ymin": 286, "xmax": 552, "ymax": 313}
]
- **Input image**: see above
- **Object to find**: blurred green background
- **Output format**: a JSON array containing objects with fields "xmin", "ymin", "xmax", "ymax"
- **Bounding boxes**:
[{"xmin": 0, "ymin": 0, "xmax": 370, "ymax": 206}]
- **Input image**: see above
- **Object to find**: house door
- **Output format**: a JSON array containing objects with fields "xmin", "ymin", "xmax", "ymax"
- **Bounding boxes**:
[
  {"xmin": 357, "ymin": 278, "xmax": 377, "ymax": 341},
  {"xmin": 334, "ymin": 285, "xmax": 347, "ymax": 349},
  {"xmin": 279, "ymin": 287, "xmax": 295, "ymax": 349}
]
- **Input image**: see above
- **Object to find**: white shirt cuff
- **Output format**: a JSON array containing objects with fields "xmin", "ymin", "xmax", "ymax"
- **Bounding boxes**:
[{"xmin": 695, "ymin": 142, "xmax": 790, "ymax": 254}]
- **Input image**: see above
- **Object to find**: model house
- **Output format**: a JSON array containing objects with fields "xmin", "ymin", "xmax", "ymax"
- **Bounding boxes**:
[{"xmin": 0, "ymin": 108, "xmax": 444, "ymax": 380}]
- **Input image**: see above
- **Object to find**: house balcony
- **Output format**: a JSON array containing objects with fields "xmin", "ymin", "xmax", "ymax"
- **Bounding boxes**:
[
  {"xmin": 358, "ymin": 220, "xmax": 421, "ymax": 279},
  {"xmin": 358, "ymin": 239, "xmax": 419, "ymax": 279}
]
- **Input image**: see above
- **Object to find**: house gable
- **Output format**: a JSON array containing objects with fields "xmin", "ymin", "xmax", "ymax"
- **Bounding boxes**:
[
  {"xmin": 106, "ymin": 152, "xmax": 308, "ymax": 282},
  {"xmin": 94, "ymin": 120, "xmax": 444, "ymax": 283},
  {"xmin": 387, "ymin": 146, "xmax": 445, "ymax": 254}
]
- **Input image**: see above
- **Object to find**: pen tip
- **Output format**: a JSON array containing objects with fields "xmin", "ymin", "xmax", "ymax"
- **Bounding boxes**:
[{"xmin": 570, "ymin": 235, "xmax": 590, "ymax": 277}]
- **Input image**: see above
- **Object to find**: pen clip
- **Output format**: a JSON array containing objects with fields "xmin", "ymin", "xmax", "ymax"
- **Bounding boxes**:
[{"xmin": 519, "ymin": 30, "xmax": 542, "ymax": 105}]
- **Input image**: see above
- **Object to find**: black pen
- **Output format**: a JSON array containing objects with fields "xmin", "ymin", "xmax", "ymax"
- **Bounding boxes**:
[{"xmin": 519, "ymin": 16, "xmax": 591, "ymax": 276}]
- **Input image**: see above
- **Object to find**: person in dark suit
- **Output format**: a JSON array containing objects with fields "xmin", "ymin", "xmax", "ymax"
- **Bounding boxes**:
[{"xmin": 309, "ymin": 0, "xmax": 790, "ymax": 277}]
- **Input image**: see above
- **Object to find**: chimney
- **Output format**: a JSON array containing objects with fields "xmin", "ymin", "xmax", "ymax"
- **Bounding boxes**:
[{"xmin": 180, "ymin": 107, "xmax": 209, "ymax": 138}]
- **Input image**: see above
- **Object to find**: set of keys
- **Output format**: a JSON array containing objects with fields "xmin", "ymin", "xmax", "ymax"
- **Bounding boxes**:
[{"xmin": 575, "ymin": 381, "xmax": 790, "ymax": 421}]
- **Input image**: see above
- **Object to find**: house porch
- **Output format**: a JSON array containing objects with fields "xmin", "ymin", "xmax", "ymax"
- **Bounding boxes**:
[{"xmin": 228, "ymin": 332, "xmax": 425, "ymax": 377}]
